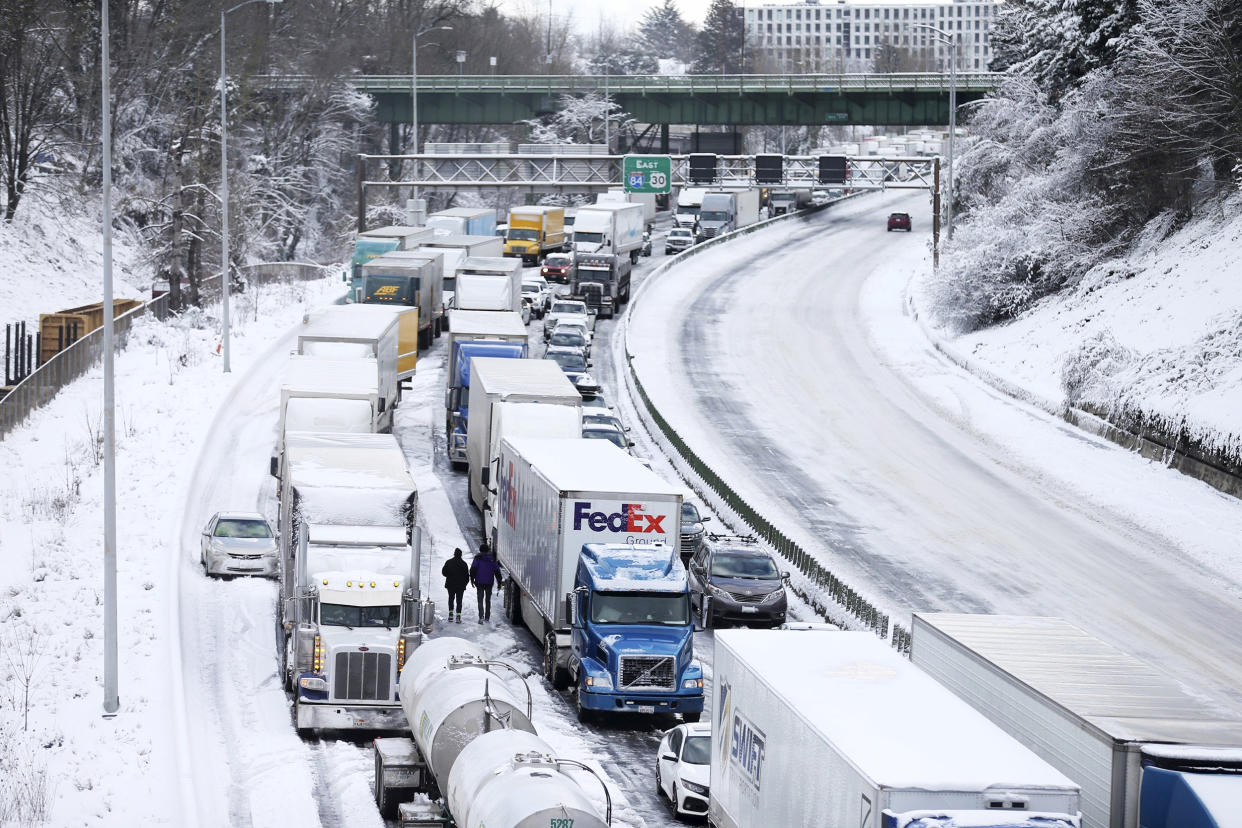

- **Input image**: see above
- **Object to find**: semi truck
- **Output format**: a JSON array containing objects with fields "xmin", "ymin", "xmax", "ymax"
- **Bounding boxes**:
[
  {"xmin": 360, "ymin": 253, "xmax": 441, "ymax": 348},
  {"xmin": 504, "ymin": 206, "xmax": 566, "ymax": 263},
  {"xmin": 275, "ymin": 432, "xmax": 428, "ymax": 733},
  {"xmin": 598, "ymin": 189, "xmax": 656, "ymax": 224},
  {"xmin": 416, "ymin": 236, "xmax": 503, "ymax": 326},
  {"xmin": 572, "ymin": 203, "xmax": 644, "ymax": 264},
  {"xmin": 443, "ymin": 310, "xmax": 529, "ymax": 468},
  {"xmin": 274, "ymin": 355, "xmax": 384, "ymax": 481},
  {"xmin": 296, "ymin": 305, "xmax": 403, "ymax": 404},
  {"xmin": 697, "ymin": 189, "xmax": 761, "ymax": 241},
  {"xmin": 452, "ymin": 256, "xmax": 523, "ymax": 313},
  {"xmin": 494, "ymin": 437, "xmax": 704, "ymax": 722},
  {"xmin": 571, "ymin": 252, "xmax": 630, "ymax": 318},
  {"xmin": 463, "ymin": 357, "xmax": 581, "ymax": 513},
  {"xmin": 769, "ymin": 188, "xmax": 811, "ymax": 215},
  {"xmin": 424, "ymin": 207, "xmax": 496, "ymax": 237},
  {"xmin": 349, "ymin": 226, "xmax": 434, "ymax": 299},
  {"xmin": 371, "ymin": 637, "xmax": 611, "ymax": 827},
  {"xmin": 708, "ymin": 628, "xmax": 1083, "ymax": 828},
  {"xmin": 911, "ymin": 613, "xmax": 1242, "ymax": 828},
  {"xmin": 675, "ymin": 187, "xmax": 707, "ymax": 229}
]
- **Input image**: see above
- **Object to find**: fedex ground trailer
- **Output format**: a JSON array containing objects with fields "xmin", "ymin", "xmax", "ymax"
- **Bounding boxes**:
[{"xmin": 709, "ymin": 629, "xmax": 1082, "ymax": 828}]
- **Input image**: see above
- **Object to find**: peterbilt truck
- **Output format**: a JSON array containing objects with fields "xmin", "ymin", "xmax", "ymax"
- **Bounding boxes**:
[
  {"xmin": 911, "ymin": 613, "xmax": 1242, "ymax": 828},
  {"xmin": 570, "ymin": 251, "xmax": 631, "ymax": 318},
  {"xmin": 494, "ymin": 437, "xmax": 704, "ymax": 722},
  {"xmin": 276, "ymin": 432, "xmax": 429, "ymax": 733},
  {"xmin": 371, "ymin": 637, "xmax": 612, "ymax": 827},
  {"xmin": 708, "ymin": 628, "xmax": 1082, "ymax": 828},
  {"xmin": 443, "ymin": 309, "xmax": 529, "ymax": 468}
]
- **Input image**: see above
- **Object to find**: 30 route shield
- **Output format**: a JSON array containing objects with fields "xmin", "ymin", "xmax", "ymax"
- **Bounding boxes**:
[{"xmin": 623, "ymin": 155, "xmax": 672, "ymax": 195}]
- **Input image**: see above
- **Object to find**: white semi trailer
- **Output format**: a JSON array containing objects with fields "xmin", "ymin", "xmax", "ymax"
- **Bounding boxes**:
[
  {"xmin": 372, "ymin": 637, "xmax": 612, "ymax": 827},
  {"xmin": 708, "ymin": 629, "xmax": 1082, "ymax": 828}
]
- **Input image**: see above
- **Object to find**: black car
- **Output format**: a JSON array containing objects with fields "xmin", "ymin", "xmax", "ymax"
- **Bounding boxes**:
[
  {"xmin": 687, "ymin": 539, "xmax": 788, "ymax": 628},
  {"xmin": 679, "ymin": 502, "xmax": 711, "ymax": 564}
]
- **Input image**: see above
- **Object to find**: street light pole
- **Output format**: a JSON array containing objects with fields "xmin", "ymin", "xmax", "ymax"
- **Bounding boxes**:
[
  {"xmin": 410, "ymin": 25, "xmax": 453, "ymax": 207},
  {"xmin": 220, "ymin": 0, "xmax": 281, "ymax": 374},
  {"xmin": 914, "ymin": 23, "xmax": 957, "ymax": 241},
  {"xmin": 100, "ymin": 0, "xmax": 119, "ymax": 717}
]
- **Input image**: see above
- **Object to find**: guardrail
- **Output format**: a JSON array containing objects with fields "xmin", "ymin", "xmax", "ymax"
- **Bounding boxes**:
[
  {"xmin": 0, "ymin": 262, "xmax": 335, "ymax": 440},
  {"xmin": 265, "ymin": 72, "xmax": 1003, "ymax": 95},
  {"xmin": 621, "ymin": 201, "xmax": 910, "ymax": 653}
]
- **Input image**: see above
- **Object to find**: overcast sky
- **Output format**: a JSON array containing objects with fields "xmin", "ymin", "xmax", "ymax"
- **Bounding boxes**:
[{"xmin": 536, "ymin": 0, "xmax": 718, "ymax": 31}]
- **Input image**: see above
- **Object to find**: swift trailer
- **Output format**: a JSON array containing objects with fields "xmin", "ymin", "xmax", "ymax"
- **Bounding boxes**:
[
  {"xmin": 275, "ymin": 432, "xmax": 430, "ymax": 733},
  {"xmin": 452, "ymin": 256, "xmax": 522, "ymax": 313},
  {"xmin": 708, "ymin": 628, "xmax": 1082, "ymax": 828},
  {"xmin": 274, "ymin": 355, "xmax": 384, "ymax": 481},
  {"xmin": 495, "ymin": 437, "xmax": 704, "ymax": 721},
  {"xmin": 504, "ymin": 206, "xmax": 566, "ymax": 263},
  {"xmin": 349, "ymin": 225, "xmax": 435, "ymax": 300},
  {"xmin": 361, "ymin": 253, "xmax": 442, "ymax": 348},
  {"xmin": 571, "ymin": 252, "xmax": 630, "ymax": 318},
  {"xmin": 424, "ymin": 207, "xmax": 496, "ymax": 238},
  {"xmin": 372, "ymin": 637, "xmax": 613, "ymax": 828},
  {"xmin": 443, "ymin": 310, "xmax": 528, "ymax": 468},
  {"xmin": 572, "ymin": 203, "xmax": 645, "ymax": 264},
  {"xmin": 296, "ymin": 305, "xmax": 404, "ymax": 403},
  {"xmin": 911, "ymin": 614, "xmax": 1242, "ymax": 828},
  {"xmin": 463, "ymin": 357, "xmax": 581, "ymax": 515}
]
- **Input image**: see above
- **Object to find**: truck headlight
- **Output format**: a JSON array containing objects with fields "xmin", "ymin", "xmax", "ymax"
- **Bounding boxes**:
[
  {"xmin": 299, "ymin": 676, "xmax": 328, "ymax": 692},
  {"xmin": 682, "ymin": 780, "xmax": 709, "ymax": 796},
  {"xmin": 682, "ymin": 678, "xmax": 703, "ymax": 689},
  {"xmin": 585, "ymin": 674, "xmax": 613, "ymax": 691}
]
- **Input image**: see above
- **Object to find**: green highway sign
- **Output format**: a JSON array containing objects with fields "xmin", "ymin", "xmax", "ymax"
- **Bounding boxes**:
[{"xmin": 623, "ymin": 155, "xmax": 672, "ymax": 195}]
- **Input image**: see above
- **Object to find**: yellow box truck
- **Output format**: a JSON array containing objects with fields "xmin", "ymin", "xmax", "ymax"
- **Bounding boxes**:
[{"xmin": 503, "ymin": 206, "xmax": 566, "ymax": 264}]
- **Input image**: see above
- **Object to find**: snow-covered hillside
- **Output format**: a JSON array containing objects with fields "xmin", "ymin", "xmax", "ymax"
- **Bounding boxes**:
[
  {"xmin": 0, "ymin": 196, "xmax": 147, "ymax": 333},
  {"xmin": 917, "ymin": 191, "xmax": 1242, "ymax": 467}
]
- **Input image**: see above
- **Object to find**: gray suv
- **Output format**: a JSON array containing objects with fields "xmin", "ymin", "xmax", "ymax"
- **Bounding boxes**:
[{"xmin": 687, "ymin": 538, "xmax": 789, "ymax": 628}]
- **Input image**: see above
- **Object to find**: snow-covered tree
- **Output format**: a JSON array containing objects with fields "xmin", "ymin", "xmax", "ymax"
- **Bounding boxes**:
[
  {"xmin": 523, "ymin": 93, "xmax": 634, "ymax": 147},
  {"xmin": 634, "ymin": 0, "xmax": 697, "ymax": 61}
]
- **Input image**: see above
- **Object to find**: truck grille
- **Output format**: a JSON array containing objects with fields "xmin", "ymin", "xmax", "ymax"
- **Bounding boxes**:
[
  {"xmin": 619, "ymin": 655, "xmax": 675, "ymax": 690},
  {"xmin": 333, "ymin": 651, "xmax": 393, "ymax": 701}
]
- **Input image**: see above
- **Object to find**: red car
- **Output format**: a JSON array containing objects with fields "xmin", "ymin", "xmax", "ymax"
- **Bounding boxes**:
[
  {"xmin": 887, "ymin": 212, "xmax": 912, "ymax": 232},
  {"xmin": 540, "ymin": 253, "xmax": 573, "ymax": 283}
]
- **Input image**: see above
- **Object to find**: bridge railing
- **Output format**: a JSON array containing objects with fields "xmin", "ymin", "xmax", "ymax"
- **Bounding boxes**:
[{"xmin": 266, "ymin": 72, "xmax": 1004, "ymax": 95}]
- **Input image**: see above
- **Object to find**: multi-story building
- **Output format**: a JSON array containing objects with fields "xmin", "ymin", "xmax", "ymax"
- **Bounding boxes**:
[{"xmin": 743, "ymin": 0, "xmax": 1001, "ymax": 73}]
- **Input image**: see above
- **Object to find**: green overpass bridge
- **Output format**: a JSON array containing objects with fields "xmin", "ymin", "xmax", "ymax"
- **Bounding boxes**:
[{"xmin": 270, "ymin": 73, "xmax": 1001, "ymax": 127}]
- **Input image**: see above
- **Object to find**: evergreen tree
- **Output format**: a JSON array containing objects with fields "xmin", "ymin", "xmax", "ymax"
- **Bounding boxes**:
[
  {"xmin": 635, "ymin": 0, "xmax": 696, "ymax": 60},
  {"xmin": 692, "ymin": 0, "xmax": 745, "ymax": 74},
  {"xmin": 990, "ymin": 0, "xmax": 1140, "ymax": 100}
]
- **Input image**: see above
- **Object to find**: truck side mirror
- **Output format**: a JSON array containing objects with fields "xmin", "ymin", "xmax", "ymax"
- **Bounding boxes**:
[
  {"xmin": 270, "ymin": 456, "xmax": 279, "ymax": 478},
  {"xmin": 378, "ymin": 397, "xmax": 386, "ymax": 413},
  {"xmin": 481, "ymin": 467, "xmax": 490, "ymax": 486},
  {"xmin": 565, "ymin": 592, "xmax": 577, "ymax": 626}
]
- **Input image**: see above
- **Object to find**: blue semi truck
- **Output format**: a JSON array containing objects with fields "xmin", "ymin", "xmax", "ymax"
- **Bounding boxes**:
[
  {"xmin": 495, "ymin": 436, "xmax": 704, "ymax": 723},
  {"xmin": 443, "ymin": 310, "xmax": 529, "ymax": 468}
]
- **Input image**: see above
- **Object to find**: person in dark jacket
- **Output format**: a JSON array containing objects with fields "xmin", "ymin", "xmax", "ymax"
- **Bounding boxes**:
[
  {"xmin": 442, "ymin": 548, "xmax": 470, "ymax": 623},
  {"xmin": 470, "ymin": 544, "xmax": 502, "ymax": 622}
]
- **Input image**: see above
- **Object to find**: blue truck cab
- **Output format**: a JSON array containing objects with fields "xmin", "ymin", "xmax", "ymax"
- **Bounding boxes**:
[
  {"xmin": 445, "ymin": 340, "xmax": 526, "ymax": 467},
  {"xmin": 569, "ymin": 542, "xmax": 704, "ymax": 723},
  {"xmin": 348, "ymin": 237, "xmax": 400, "ymax": 301}
]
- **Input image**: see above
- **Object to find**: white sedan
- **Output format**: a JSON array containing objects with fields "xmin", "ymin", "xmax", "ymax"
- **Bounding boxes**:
[
  {"xmin": 200, "ymin": 511, "xmax": 278, "ymax": 579},
  {"xmin": 655, "ymin": 722, "xmax": 711, "ymax": 819}
]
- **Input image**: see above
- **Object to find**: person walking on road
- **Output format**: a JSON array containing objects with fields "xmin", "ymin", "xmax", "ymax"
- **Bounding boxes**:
[
  {"xmin": 470, "ymin": 543, "xmax": 501, "ymax": 622},
  {"xmin": 442, "ymin": 548, "xmax": 470, "ymax": 623}
]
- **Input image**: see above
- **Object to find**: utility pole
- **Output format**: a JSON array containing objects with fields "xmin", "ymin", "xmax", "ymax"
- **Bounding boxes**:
[{"xmin": 100, "ymin": 0, "xmax": 119, "ymax": 718}]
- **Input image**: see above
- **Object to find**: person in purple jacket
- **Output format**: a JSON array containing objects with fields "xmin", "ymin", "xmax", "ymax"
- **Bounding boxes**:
[{"xmin": 470, "ymin": 542, "xmax": 502, "ymax": 622}]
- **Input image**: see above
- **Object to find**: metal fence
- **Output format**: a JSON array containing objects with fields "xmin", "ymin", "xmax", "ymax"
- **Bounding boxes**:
[
  {"xmin": 622, "ymin": 200, "xmax": 910, "ymax": 653},
  {"xmin": 0, "ymin": 261, "xmax": 334, "ymax": 440}
]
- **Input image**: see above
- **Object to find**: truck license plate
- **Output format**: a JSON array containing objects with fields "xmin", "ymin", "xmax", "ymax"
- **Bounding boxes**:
[
  {"xmin": 742, "ymin": 606, "xmax": 757, "ymax": 614},
  {"xmin": 636, "ymin": 705, "xmax": 655, "ymax": 714}
]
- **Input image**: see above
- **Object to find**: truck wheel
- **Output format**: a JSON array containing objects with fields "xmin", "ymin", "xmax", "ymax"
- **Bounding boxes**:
[
  {"xmin": 630, "ymin": 250, "xmax": 639, "ymax": 264},
  {"xmin": 682, "ymin": 710, "xmax": 701, "ymax": 724},
  {"xmin": 544, "ymin": 632, "xmax": 569, "ymax": 691},
  {"xmin": 506, "ymin": 580, "xmax": 523, "ymax": 627},
  {"xmin": 575, "ymin": 684, "xmax": 596, "ymax": 724}
]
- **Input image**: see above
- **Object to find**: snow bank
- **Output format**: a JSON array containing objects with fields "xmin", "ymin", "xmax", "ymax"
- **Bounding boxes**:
[{"xmin": 917, "ymin": 190, "xmax": 1242, "ymax": 472}]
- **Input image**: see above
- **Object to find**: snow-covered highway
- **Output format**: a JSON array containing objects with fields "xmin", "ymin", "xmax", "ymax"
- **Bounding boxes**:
[{"xmin": 627, "ymin": 191, "xmax": 1242, "ymax": 718}]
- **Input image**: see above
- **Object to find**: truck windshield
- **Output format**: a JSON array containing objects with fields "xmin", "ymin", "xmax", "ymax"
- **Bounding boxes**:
[
  {"xmin": 574, "ymin": 232, "xmax": 604, "ymax": 245},
  {"xmin": 682, "ymin": 736, "xmax": 711, "ymax": 765},
  {"xmin": 700, "ymin": 211, "xmax": 728, "ymax": 222},
  {"xmin": 508, "ymin": 229, "xmax": 538, "ymax": 240},
  {"xmin": 591, "ymin": 592, "xmax": 690, "ymax": 626},
  {"xmin": 320, "ymin": 603, "xmax": 401, "ymax": 628},
  {"xmin": 711, "ymin": 552, "xmax": 780, "ymax": 579},
  {"xmin": 678, "ymin": 206, "xmax": 700, "ymax": 215}
]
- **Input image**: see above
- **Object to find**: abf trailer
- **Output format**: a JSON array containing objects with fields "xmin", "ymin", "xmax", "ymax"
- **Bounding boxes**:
[
  {"xmin": 709, "ymin": 629, "xmax": 1082, "ymax": 828},
  {"xmin": 911, "ymin": 614, "xmax": 1242, "ymax": 828},
  {"xmin": 495, "ymin": 437, "xmax": 704, "ymax": 721}
]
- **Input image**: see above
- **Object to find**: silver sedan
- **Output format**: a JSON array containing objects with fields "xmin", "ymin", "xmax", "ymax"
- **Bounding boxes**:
[{"xmin": 200, "ymin": 512, "xmax": 278, "ymax": 579}]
